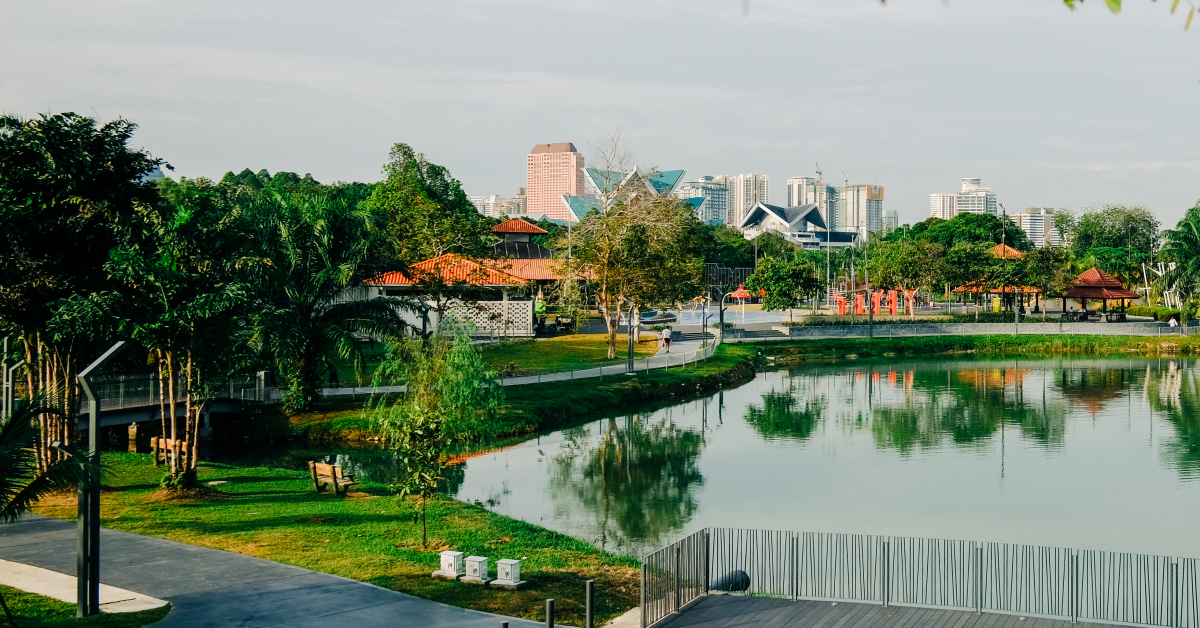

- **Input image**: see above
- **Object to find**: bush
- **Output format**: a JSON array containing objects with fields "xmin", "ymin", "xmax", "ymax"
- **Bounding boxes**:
[{"xmin": 1127, "ymin": 305, "xmax": 1180, "ymax": 321}]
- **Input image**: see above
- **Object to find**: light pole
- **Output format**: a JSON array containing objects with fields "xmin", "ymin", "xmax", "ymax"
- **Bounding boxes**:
[{"xmin": 74, "ymin": 341, "xmax": 126, "ymax": 618}]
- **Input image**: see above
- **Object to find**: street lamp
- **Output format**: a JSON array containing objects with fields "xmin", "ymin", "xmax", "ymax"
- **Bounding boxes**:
[{"xmin": 73, "ymin": 341, "xmax": 126, "ymax": 618}]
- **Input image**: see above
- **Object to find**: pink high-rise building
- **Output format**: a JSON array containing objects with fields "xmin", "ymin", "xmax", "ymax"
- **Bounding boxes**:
[{"xmin": 527, "ymin": 142, "xmax": 585, "ymax": 222}]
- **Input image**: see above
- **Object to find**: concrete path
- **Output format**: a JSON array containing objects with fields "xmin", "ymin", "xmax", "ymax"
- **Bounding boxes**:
[
  {"xmin": 0, "ymin": 558, "xmax": 167, "ymax": 613},
  {"xmin": 0, "ymin": 515, "xmax": 541, "ymax": 628}
]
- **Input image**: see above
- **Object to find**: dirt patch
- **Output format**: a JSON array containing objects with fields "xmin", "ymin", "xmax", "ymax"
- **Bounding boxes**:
[
  {"xmin": 393, "ymin": 537, "xmax": 452, "ymax": 551},
  {"xmin": 345, "ymin": 491, "xmax": 378, "ymax": 499},
  {"xmin": 144, "ymin": 486, "xmax": 227, "ymax": 503}
]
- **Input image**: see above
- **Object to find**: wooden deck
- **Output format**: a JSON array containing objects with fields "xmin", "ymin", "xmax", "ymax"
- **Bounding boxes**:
[{"xmin": 654, "ymin": 595, "xmax": 1137, "ymax": 628}]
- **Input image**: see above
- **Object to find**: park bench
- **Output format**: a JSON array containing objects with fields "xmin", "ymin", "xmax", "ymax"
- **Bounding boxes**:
[
  {"xmin": 307, "ymin": 461, "xmax": 358, "ymax": 497},
  {"xmin": 150, "ymin": 437, "xmax": 188, "ymax": 466}
]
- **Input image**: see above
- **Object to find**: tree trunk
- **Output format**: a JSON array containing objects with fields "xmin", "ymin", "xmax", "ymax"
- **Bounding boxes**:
[
  {"xmin": 422, "ymin": 494, "xmax": 428, "ymax": 548},
  {"xmin": 156, "ymin": 350, "xmax": 166, "ymax": 466},
  {"xmin": 167, "ymin": 351, "xmax": 178, "ymax": 477}
]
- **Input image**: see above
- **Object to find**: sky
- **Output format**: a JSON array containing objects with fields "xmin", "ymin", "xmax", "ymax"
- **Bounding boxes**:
[{"xmin": 4, "ymin": 0, "xmax": 1199, "ymax": 227}]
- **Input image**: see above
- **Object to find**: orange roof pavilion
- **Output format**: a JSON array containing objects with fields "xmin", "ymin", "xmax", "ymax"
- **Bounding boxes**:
[{"xmin": 1064, "ymin": 267, "xmax": 1139, "ymax": 300}]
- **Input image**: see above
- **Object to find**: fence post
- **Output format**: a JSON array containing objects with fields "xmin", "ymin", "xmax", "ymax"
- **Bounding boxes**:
[
  {"xmin": 704, "ymin": 529, "xmax": 710, "ymax": 597},
  {"xmin": 674, "ymin": 546, "xmax": 681, "ymax": 613},
  {"xmin": 1172, "ymin": 562, "xmax": 1179, "ymax": 628},
  {"xmin": 640, "ymin": 564, "xmax": 647, "ymax": 628},
  {"xmin": 586, "ymin": 579, "xmax": 595, "ymax": 628},
  {"xmin": 975, "ymin": 545, "xmax": 983, "ymax": 614},
  {"xmin": 1072, "ymin": 552, "xmax": 1080, "ymax": 624},
  {"xmin": 882, "ymin": 540, "xmax": 890, "ymax": 607},
  {"xmin": 546, "ymin": 598, "xmax": 555, "ymax": 628}
]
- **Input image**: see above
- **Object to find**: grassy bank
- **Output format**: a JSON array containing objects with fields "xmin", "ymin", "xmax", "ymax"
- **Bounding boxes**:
[
  {"xmin": 480, "ymin": 333, "xmax": 659, "ymax": 376},
  {"xmin": 32, "ymin": 454, "xmax": 637, "ymax": 627},
  {"xmin": 288, "ymin": 343, "xmax": 758, "ymax": 441},
  {"xmin": 737, "ymin": 333, "xmax": 1200, "ymax": 364},
  {"xmin": 0, "ymin": 585, "xmax": 169, "ymax": 628}
]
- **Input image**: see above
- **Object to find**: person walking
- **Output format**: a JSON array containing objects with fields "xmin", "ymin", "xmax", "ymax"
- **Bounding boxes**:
[{"xmin": 661, "ymin": 327, "xmax": 672, "ymax": 353}]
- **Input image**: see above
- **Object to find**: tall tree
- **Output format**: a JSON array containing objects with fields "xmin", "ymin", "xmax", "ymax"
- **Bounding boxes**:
[
  {"xmin": 365, "ymin": 143, "xmax": 490, "ymax": 264},
  {"xmin": 567, "ymin": 196, "xmax": 704, "ymax": 358},
  {"xmin": 745, "ymin": 256, "xmax": 824, "ymax": 323},
  {"xmin": 0, "ymin": 112, "xmax": 161, "ymax": 470},
  {"xmin": 869, "ymin": 240, "xmax": 946, "ymax": 318},
  {"xmin": 1158, "ymin": 202, "xmax": 1200, "ymax": 320},
  {"xmin": 246, "ymin": 193, "xmax": 412, "ymax": 412}
]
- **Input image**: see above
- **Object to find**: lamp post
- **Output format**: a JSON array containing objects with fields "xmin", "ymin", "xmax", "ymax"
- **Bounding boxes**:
[{"xmin": 74, "ymin": 341, "xmax": 126, "ymax": 617}]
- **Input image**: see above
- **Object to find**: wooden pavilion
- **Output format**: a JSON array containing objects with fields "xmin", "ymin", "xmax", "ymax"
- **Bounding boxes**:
[
  {"xmin": 950, "ymin": 244, "xmax": 1042, "ymax": 313},
  {"xmin": 1060, "ymin": 267, "xmax": 1140, "ymax": 322}
]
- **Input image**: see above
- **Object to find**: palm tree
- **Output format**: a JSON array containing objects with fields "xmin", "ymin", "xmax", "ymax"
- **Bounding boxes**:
[
  {"xmin": 246, "ymin": 193, "xmax": 414, "ymax": 412},
  {"xmin": 1158, "ymin": 202, "xmax": 1200, "ymax": 321}
]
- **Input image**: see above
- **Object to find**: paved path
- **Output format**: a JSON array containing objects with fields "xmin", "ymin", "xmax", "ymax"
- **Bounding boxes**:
[
  {"xmin": 657, "ymin": 594, "xmax": 1135, "ymax": 628},
  {"xmin": 0, "ymin": 558, "xmax": 167, "ymax": 613},
  {"xmin": 0, "ymin": 515, "xmax": 540, "ymax": 627}
]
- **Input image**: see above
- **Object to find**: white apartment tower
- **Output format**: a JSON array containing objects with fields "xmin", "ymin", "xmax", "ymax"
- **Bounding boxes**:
[
  {"xmin": 1016, "ymin": 207, "xmax": 1063, "ymax": 248},
  {"xmin": 722, "ymin": 173, "xmax": 769, "ymax": 227},
  {"xmin": 787, "ymin": 177, "xmax": 839, "ymax": 231},
  {"xmin": 838, "ymin": 184, "xmax": 884, "ymax": 237},
  {"xmin": 883, "ymin": 208, "xmax": 899, "ymax": 232},
  {"xmin": 930, "ymin": 178, "xmax": 998, "ymax": 220}
]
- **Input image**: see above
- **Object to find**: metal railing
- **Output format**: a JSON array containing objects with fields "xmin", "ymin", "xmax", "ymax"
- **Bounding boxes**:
[{"xmin": 641, "ymin": 528, "xmax": 1200, "ymax": 628}]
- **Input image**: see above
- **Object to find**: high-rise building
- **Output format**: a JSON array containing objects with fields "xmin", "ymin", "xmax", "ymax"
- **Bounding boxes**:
[
  {"xmin": 930, "ymin": 193, "xmax": 957, "ymax": 220},
  {"xmin": 492, "ymin": 188, "xmax": 527, "ymax": 216},
  {"xmin": 527, "ymin": 143, "xmax": 585, "ymax": 222},
  {"xmin": 883, "ymin": 208, "xmax": 899, "ymax": 232},
  {"xmin": 469, "ymin": 195, "xmax": 497, "ymax": 217},
  {"xmin": 837, "ymin": 184, "xmax": 884, "ymax": 237},
  {"xmin": 676, "ymin": 176, "xmax": 729, "ymax": 223},
  {"xmin": 1016, "ymin": 207, "xmax": 1063, "ymax": 248},
  {"xmin": 722, "ymin": 173, "xmax": 768, "ymax": 227},
  {"xmin": 786, "ymin": 177, "xmax": 839, "ymax": 231},
  {"xmin": 929, "ymin": 178, "xmax": 998, "ymax": 220}
]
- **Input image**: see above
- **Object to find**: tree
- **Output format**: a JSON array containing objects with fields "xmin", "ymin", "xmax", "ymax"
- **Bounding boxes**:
[
  {"xmin": 371, "ymin": 335, "xmax": 502, "ymax": 546},
  {"xmin": 364, "ymin": 143, "xmax": 491, "ymax": 264},
  {"xmin": 1024, "ymin": 245, "xmax": 1077, "ymax": 311},
  {"xmin": 0, "ymin": 112, "xmax": 162, "ymax": 471},
  {"xmin": 868, "ymin": 240, "xmax": 946, "ymax": 318},
  {"xmin": 1060, "ymin": 204, "xmax": 1159, "ymax": 288},
  {"xmin": 0, "ymin": 396, "xmax": 96, "ymax": 522},
  {"xmin": 941, "ymin": 242, "xmax": 998, "ymax": 320},
  {"xmin": 1158, "ymin": 202, "xmax": 1200, "ymax": 321},
  {"xmin": 745, "ymin": 256, "xmax": 823, "ymax": 323},
  {"xmin": 246, "ymin": 193, "xmax": 413, "ymax": 412},
  {"xmin": 567, "ymin": 195, "xmax": 704, "ymax": 358},
  {"xmin": 914, "ymin": 213, "xmax": 1034, "ymax": 251}
]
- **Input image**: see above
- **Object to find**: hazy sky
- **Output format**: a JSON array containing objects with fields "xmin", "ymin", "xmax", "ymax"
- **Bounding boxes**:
[{"xmin": 5, "ymin": 0, "xmax": 1198, "ymax": 227}]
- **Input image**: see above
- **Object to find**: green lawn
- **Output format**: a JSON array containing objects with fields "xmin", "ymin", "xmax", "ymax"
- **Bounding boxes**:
[
  {"xmin": 32, "ymin": 454, "xmax": 638, "ymax": 627},
  {"xmin": 0, "ymin": 585, "xmax": 169, "ymax": 628},
  {"xmin": 480, "ymin": 334, "xmax": 659, "ymax": 376}
]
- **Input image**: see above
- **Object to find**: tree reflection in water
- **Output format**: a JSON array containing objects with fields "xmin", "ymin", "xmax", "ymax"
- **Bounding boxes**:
[
  {"xmin": 744, "ymin": 377, "xmax": 826, "ymax": 442},
  {"xmin": 549, "ymin": 413, "xmax": 704, "ymax": 554},
  {"xmin": 1142, "ymin": 360, "xmax": 1200, "ymax": 477}
]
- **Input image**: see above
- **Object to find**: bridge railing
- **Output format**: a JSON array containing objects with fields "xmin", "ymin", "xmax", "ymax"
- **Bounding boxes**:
[
  {"xmin": 641, "ymin": 528, "xmax": 1198, "ymax": 628},
  {"xmin": 85, "ymin": 372, "xmax": 275, "ymax": 413}
]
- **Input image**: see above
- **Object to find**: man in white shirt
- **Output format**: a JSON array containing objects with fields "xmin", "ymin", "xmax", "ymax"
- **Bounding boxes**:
[{"xmin": 661, "ymin": 327, "xmax": 672, "ymax": 353}]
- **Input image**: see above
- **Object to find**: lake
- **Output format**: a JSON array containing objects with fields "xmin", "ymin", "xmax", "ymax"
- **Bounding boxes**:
[{"xmin": 453, "ymin": 357, "xmax": 1200, "ymax": 559}]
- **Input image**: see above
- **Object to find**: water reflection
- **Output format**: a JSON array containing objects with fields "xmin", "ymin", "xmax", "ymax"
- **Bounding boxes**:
[{"xmin": 548, "ymin": 414, "xmax": 704, "ymax": 554}]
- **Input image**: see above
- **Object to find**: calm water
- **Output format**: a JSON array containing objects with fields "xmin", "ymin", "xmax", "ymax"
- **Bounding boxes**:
[{"xmin": 453, "ymin": 358, "xmax": 1200, "ymax": 559}]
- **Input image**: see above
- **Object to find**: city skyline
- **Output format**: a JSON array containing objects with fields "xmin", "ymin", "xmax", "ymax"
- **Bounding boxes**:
[{"xmin": 8, "ymin": 1, "xmax": 1195, "ymax": 228}]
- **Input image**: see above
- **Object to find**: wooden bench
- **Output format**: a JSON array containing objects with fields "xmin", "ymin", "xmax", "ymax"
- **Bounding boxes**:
[
  {"xmin": 308, "ymin": 461, "xmax": 358, "ymax": 497},
  {"xmin": 150, "ymin": 437, "xmax": 189, "ymax": 467}
]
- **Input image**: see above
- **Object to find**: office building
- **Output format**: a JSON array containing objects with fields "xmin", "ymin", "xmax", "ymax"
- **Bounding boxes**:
[
  {"xmin": 469, "ymin": 195, "xmax": 497, "ymax": 217},
  {"xmin": 883, "ymin": 208, "xmax": 899, "ymax": 232},
  {"xmin": 676, "ymin": 176, "xmax": 729, "ymax": 223},
  {"xmin": 722, "ymin": 173, "xmax": 768, "ymax": 227},
  {"xmin": 527, "ymin": 143, "xmax": 585, "ymax": 222},
  {"xmin": 493, "ymin": 188, "xmax": 527, "ymax": 216},
  {"xmin": 1016, "ymin": 207, "xmax": 1063, "ymax": 248},
  {"xmin": 930, "ymin": 178, "xmax": 998, "ymax": 219},
  {"xmin": 786, "ymin": 177, "xmax": 839, "ymax": 231},
  {"xmin": 837, "ymin": 184, "xmax": 884, "ymax": 237}
]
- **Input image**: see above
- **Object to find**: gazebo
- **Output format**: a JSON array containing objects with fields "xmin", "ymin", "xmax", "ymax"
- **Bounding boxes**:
[
  {"xmin": 950, "ymin": 244, "xmax": 1042, "ymax": 313},
  {"xmin": 1061, "ymin": 267, "xmax": 1140, "ymax": 322}
]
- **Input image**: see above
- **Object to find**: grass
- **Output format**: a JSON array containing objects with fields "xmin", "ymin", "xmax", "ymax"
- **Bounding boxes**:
[
  {"xmin": 480, "ymin": 333, "xmax": 659, "ymax": 376},
  {"xmin": 0, "ymin": 585, "xmax": 169, "ymax": 628},
  {"xmin": 31, "ymin": 454, "xmax": 638, "ymax": 627},
  {"xmin": 735, "ymin": 333, "xmax": 1200, "ymax": 363}
]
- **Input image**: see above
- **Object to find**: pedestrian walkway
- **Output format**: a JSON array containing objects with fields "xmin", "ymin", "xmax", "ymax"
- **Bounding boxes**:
[
  {"xmin": 0, "ymin": 515, "xmax": 540, "ymax": 628},
  {"xmin": 0, "ymin": 558, "xmax": 167, "ymax": 613}
]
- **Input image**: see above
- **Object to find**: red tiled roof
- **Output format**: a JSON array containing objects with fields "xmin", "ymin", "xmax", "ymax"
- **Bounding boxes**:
[
  {"xmin": 990, "ymin": 243, "xmax": 1024, "ymax": 259},
  {"xmin": 491, "ymin": 219, "xmax": 547, "ymax": 235},
  {"xmin": 952, "ymin": 281, "xmax": 1041, "ymax": 294},
  {"xmin": 487, "ymin": 258, "xmax": 565, "ymax": 281},
  {"xmin": 368, "ymin": 254, "xmax": 527, "ymax": 286},
  {"xmin": 1073, "ymin": 267, "xmax": 1123, "ymax": 288}
]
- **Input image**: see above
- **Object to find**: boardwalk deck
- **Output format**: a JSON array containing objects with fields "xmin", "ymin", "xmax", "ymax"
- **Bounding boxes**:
[{"xmin": 654, "ymin": 596, "xmax": 1139, "ymax": 628}]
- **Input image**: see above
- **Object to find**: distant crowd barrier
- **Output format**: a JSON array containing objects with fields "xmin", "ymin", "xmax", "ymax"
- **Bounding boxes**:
[{"xmin": 642, "ymin": 528, "xmax": 1200, "ymax": 628}]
